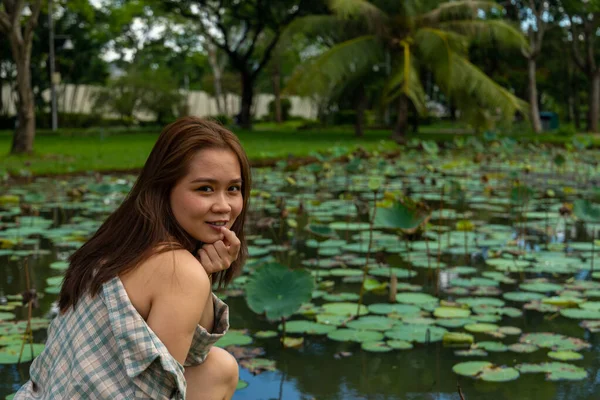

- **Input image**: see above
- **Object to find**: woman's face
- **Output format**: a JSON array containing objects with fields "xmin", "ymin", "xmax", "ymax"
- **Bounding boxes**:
[{"xmin": 170, "ymin": 148, "xmax": 244, "ymax": 244}]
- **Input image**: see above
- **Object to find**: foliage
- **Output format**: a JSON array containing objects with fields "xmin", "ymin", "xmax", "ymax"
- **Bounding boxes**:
[{"xmin": 245, "ymin": 263, "xmax": 314, "ymax": 321}]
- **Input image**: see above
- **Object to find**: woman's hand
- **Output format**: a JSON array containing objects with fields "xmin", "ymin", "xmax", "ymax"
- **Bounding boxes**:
[{"xmin": 197, "ymin": 227, "xmax": 241, "ymax": 276}]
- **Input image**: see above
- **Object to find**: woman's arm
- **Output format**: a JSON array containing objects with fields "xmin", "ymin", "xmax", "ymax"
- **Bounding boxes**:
[{"xmin": 146, "ymin": 250, "xmax": 212, "ymax": 365}]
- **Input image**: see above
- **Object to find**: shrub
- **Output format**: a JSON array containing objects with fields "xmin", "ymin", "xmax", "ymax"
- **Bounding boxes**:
[
  {"xmin": 267, "ymin": 98, "xmax": 292, "ymax": 121},
  {"xmin": 206, "ymin": 114, "xmax": 232, "ymax": 126}
]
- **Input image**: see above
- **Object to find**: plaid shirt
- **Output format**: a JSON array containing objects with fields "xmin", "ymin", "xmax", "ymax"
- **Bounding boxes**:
[{"xmin": 15, "ymin": 276, "xmax": 230, "ymax": 399}]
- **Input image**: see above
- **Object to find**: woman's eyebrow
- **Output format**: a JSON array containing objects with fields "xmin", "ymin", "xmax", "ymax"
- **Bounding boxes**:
[{"xmin": 190, "ymin": 177, "xmax": 243, "ymax": 184}]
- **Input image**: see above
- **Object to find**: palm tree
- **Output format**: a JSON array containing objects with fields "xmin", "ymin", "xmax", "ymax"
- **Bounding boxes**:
[{"xmin": 286, "ymin": 0, "xmax": 529, "ymax": 142}]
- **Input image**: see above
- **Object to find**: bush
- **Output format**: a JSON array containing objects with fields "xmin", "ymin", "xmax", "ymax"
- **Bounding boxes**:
[
  {"xmin": 331, "ymin": 110, "xmax": 356, "ymax": 125},
  {"xmin": 0, "ymin": 115, "xmax": 17, "ymax": 130},
  {"xmin": 35, "ymin": 113, "xmax": 125, "ymax": 129},
  {"xmin": 555, "ymin": 124, "xmax": 576, "ymax": 137},
  {"xmin": 267, "ymin": 98, "xmax": 292, "ymax": 121},
  {"xmin": 206, "ymin": 114, "xmax": 232, "ymax": 126}
]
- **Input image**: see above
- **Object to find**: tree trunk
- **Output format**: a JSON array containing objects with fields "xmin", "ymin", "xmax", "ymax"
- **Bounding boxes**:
[
  {"xmin": 207, "ymin": 45, "xmax": 223, "ymax": 115},
  {"xmin": 587, "ymin": 72, "xmax": 600, "ymax": 133},
  {"xmin": 527, "ymin": 58, "xmax": 543, "ymax": 133},
  {"xmin": 239, "ymin": 71, "xmax": 254, "ymax": 129},
  {"xmin": 11, "ymin": 46, "xmax": 36, "ymax": 154},
  {"xmin": 271, "ymin": 61, "xmax": 282, "ymax": 124},
  {"xmin": 392, "ymin": 95, "xmax": 409, "ymax": 143},
  {"xmin": 354, "ymin": 84, "xmax": 366, "ymax": 137}
]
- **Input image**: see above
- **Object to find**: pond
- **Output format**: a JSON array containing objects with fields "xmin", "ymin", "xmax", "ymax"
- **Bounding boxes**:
[{"xmin": 0, "ymin": 138, "xmax": 599, "ymax": 399}]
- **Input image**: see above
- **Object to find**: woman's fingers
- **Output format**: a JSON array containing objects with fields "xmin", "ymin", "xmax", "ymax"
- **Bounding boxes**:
[
  {"xmin": 220, "ymin": 227, "xmax": 241, "ymax": 259},
  {"xmin": 213, "ymin": 240, "xmax": 231, "ymax": 267},
  {"xmin": 198, "ymin": 248, "xmax": 214, "ymax": 272}
]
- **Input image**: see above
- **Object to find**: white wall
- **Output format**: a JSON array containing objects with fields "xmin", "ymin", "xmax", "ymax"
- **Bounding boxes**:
[{"xmin": 0, "ymin": 83, "xmax": 318, "ymax": 120}]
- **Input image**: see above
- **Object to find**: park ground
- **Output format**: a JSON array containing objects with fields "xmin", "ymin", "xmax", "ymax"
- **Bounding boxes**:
[{"xmin": 1, "ymin": 121, "xmax": 599, "ymax": 176}]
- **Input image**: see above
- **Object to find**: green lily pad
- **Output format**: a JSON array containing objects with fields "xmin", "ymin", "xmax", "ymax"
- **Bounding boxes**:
[
  {"xmin": 464, "ymin": 323, "xmax": 498, "ymax": 333},
  {"xmin": 346, "ymin": 316, "xmax": 396, "ymax": 331},
  {"xmin": 452, "ymin": 361, "xmax": 493, "ymax": 377},
  {"xmin": 433, "ymin": 307, "xmax": 471, "ymax": 319},
  {"xmin": 548, "ymin": 351, "xmax": 583, "ymax": 361},
  {"xmin": 480, "ymin": 367, "xmax": 519, "ymax": 382},
  {"xmin": 321, "ymin": 302, "xmax": 368, "ymax": 317},
  {"xmin": 327, "ymin": 328, "xmax": 384, "ymax": 343},
  {"xmin": 216, "ymin": 330, "xmax": 253, "ymax": 347},
  {"xmin": 476, "ymin": 341, "xmax": 508, "ymax": 352},
  {"xmin": 560, "ymin": 308, "xmax": 600, "ymax": 320},
  {"xmin": 396, "ymin": 293, "xmax": 439, "ymax": 305},
  {"xmin": 386, "ymin": 340, "xmax": 413, "ymax": 350},
  {"xmin": 280, "ymin": 321, "xmax": 336, "ymax": 335},
  {"xmin": 508, "ymin": 343, "xmax": 539, "ymax": 353},
  {"xmin": 520, "ymin": 282, "xmax": 563, "ymax": 293},
  {"xmin": 246, "ymin": 263, "xmax": 314, "ymax": 321},
  {"xmin": 503, "ymin": 291, "xmax": 546, "ymax": 302},
  {"xmin": 367, "ymin": 303, "xmax": 421, "ymax": 316},
  {"xmin": 0, "ymin": 344, "xmax": 45, "ymax": 364},
  {"xmin": 385, "ymin": 324, "xmax": 447, "ymax": 343},
  {"xmin": 254, "ymin": 330, "xmax": 278, "ymax": 339},
  {"xmin": 361, "ymin": 341, "xmax": 392, "ymax": 352}
]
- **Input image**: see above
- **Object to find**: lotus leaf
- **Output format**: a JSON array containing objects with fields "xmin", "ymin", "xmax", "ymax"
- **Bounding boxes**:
[
  {"xmin": 508, "ymin": 343, "xmax": 539, "ymax": 353},
  {"xmin": 435, "ymin": 318, "xmax": 473, "ymax": 328},
  {"xmin": 216, "ymin": 330, "xmax": 253, "ymax": 348},
  {"xmin": 0, "ymin": 344, "xmax": 45, "ymax": 364},
  {"xmin": 315, "ymin": 314, "xmax": 348, "ymax": 326},
  {"xmin": 346, "ymin": 316, "xmax": 396, "ymax": 331},
  {"xmin": 386, "ymin": 340, "xmax": 413, "ymax": 350},
  {"xmin": 456, "ymin": 297, "xmax": 505, "ymax": 307},
  {"xmin": 548, "ymin": 351, "xmax": 583, "ymax": 361},
  {"xmin": 254, "ymin": 331, "xmax": 278, "ymax": 339},
  {"xmin": 433, "ymin": 307, "xmax": 471, "ymax": 319},
  {"xmin": 559, "ymin": 308, "xmax": 600, "ymax": 320},
  {"xmin": 464, "ymin": 323, "xmax": 498, "ymax": 333},
  {"xmin": 519, "ymin": 282, "xmax": 563, "ymax": 293},
  {"xmin": 385, "ymin": 324, "xmax": 447, "ymax": 343},
  {"xmin": 322, "ymin": 293, "xmax": 360, "ymax": 302},
  {"xmin": 361, "ymin": 341, "xmax": 392, "ymax": 352},
  {"xmin": 280, "ymin": 321, "xmax": 336, "ymax": 335},
  {"xmin": 503, "ymin": 291, "xmax": 545, "ymax": 302},
  {"xmin": 452, "ymin": 361, "xmax": 493, "ymax": 377},
  {"xmin": 476, "ymin": 341, "xmax": 508, "ymax": 352},
  {"xmin": 455, "ymin": 349, "xmax": 487, "ymax": 357},
  {"xmin": 396, "ymin": 293, "xmax": 438, "ymax": 305},
  {"xmin": 245, "ymin": 263, "xmax": 314, "ymax": 321},
  {"xmin": 479, "ymin": 367, "xmax": 519, "ymax": 382},
  {"xmin": 516, "ymin": 362, "xmax": 588, "ymax": 381},
  {"xmin": 327, "ymin": 328, "xmax": 384, "ymax": 343},
  {"xmin": 519, "ymin": 333, "xmax": 591, "ymax": 351},
  {"xmin": 367, "ymin": 303, "xmax": 421, "ymax": 316},
  {"xmin": 442, "ymin": 332, "xmax": 474, "ymax": 346},
  {"xmin": 321, "ymin": 302, "xmax": 368, "ymax": 317}
]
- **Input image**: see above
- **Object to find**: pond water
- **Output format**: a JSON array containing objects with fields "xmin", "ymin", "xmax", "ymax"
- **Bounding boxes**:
[{"xmin": 1, "ymin": 141, "xmax": 600, "ymax": 399}]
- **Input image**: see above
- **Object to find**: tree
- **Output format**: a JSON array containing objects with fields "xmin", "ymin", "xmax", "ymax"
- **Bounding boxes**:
[
  {"xmin": 287, "ymin": 0, "xmax": 528, "ymax": 141},
  {"xmin": 555, "ymin": 0, "xmax": 600, "ymax": 132},
  {"xmin": 508, "ymin": 0, "xmax": 552, "ymax": 133},
  {"xmin": 0, "ymin": 0, "xmax": 43, "ymax": 154},
  {"xmin": 162, "ymin": 0, "xmax": 327, "ymax": 129}
]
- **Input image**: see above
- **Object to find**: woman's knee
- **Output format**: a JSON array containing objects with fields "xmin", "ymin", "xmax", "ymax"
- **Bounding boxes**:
[{"xmin": 209, "ymin": 347, "xmax": 239, "ymax": 385}]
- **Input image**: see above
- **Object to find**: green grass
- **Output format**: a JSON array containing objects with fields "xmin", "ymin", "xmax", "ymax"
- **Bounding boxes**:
[
  {"xmin": 0, "ymin": 124, "xmax": 398, "ymax": 175},
  {"xmin": 1, "ymin": 121, "xmax": 598, "ymax": 176}
]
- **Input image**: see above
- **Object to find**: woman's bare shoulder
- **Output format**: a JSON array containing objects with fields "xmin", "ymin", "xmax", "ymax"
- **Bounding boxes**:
[{"xmin": 143, "ymin": 249, "xmax": 210, "ymax": 296}]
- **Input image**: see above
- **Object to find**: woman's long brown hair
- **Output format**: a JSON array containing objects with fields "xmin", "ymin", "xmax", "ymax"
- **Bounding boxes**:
[{"xmin": 58, "ymin": 117, "xmax": 251, "ymax": 313}]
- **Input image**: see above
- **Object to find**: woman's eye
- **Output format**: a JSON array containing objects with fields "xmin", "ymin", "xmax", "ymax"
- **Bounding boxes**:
[
  {"xmin": 197, "ymin": 186, "xmax": 213, "ymax": 192},
  {"xmin": 229, "ymin": 185, "xmax": 242, "ymax": 192}
]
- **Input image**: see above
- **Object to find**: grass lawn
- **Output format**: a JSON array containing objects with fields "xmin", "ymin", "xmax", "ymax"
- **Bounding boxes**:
[
  {"xmin": 1, "ymin": 122, "xmax": 598, "ymax": 176},
  {"xmin": 0, "ymin": 124, "xmax": 399, "ymax": 175}
]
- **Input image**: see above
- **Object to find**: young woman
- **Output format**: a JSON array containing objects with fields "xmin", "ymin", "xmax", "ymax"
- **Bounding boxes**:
[{"xmin": 15, "ymin": 117, "xmax": 251, "ymax": 400}]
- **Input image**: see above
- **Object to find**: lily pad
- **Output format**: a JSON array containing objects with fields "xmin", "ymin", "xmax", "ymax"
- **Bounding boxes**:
[
  {"xmin": 452, "ymin": 361, "xmax": 493, "ymax": 377},
  {"xmin": 327, "ymin": 328, "xmax": 384, "ymax": 343},
  {"xmin": 547, "ymin": 351, "xmax": 583, "ymax": 361}
]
